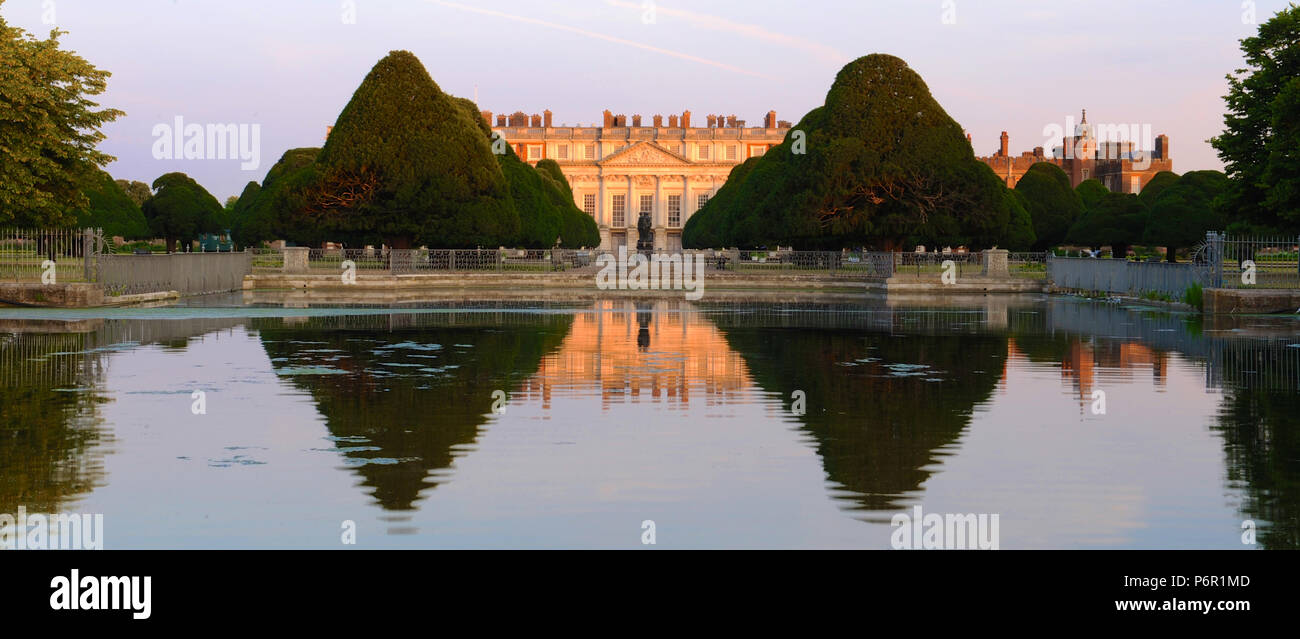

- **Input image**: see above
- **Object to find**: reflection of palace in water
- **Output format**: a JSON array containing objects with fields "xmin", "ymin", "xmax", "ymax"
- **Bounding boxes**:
[
  {"xmin": 1053, "ymin": 339, "xmax": 1169, "ymax": 402},
  {"xmin": 518, "ymin": 299, "xmax": 751, "ymax": 410}
]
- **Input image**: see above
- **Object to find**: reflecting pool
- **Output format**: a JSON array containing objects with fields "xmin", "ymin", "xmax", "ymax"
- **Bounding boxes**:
[{"xmin": 1, "ymin": 295, "xmax": 1297, "ymax": 548}]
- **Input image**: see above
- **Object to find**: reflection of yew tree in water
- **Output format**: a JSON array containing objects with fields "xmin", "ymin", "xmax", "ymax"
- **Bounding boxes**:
[
  {"xmin": 1214, "ymin": 385, "xmax": 1300, "ymax": 549},
  {"xmin": 255, "ymin": 315, "xmax": 573, "ymax": 511},
  {"xmin": 0, "ymin": 331, "xmax": 110, "ymax": 514},
  {"xmin": 714, "ymin": 325, "xmax": 1006, "ymax": 512}
]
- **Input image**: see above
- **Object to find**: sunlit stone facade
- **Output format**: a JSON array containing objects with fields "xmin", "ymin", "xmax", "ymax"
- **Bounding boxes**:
[{"xmin": 488, "ymin": 110, "xmax": 792, "ymax": 251}]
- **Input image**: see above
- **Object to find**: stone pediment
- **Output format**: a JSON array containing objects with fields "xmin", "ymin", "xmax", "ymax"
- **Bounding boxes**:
[{"xmin": 599, "ymin": 141, "xmax": 692, "ymax": 167}]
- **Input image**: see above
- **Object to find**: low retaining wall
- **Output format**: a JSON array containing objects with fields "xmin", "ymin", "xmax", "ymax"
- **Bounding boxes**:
[
  {"xmin": 0, "ymin": 282, "xmax": 103, "ymax": 307},
  {"xmin": 1204, "ymin": 288, "xmax": 1300, "ymax": 314},
  {"xmin": 100, "ymin": 252, "xmax": 252, "ymax": 296},
  {"xmin": 1047, "ymin": 257, "xmax": 1198, "ymax": 299}
]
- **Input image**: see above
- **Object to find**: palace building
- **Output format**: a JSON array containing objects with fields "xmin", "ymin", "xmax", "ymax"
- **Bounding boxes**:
[
  {"xmin": 487, "ymin": 109, "xmax": 792, "ymax": 251},
  {"xmin": 975, "ymin": 111, "xmax": 1172, "ymax": 194}
]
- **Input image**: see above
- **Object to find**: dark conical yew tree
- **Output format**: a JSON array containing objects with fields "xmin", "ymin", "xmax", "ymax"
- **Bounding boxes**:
[
  {"xmin": 1075, "ymin": 179, "xmax": 1109, "ymax": 213},
  {"xmin": 1137, "ymin": 171, "xmax": 1179, "ymax": 209},
  {"xmin": 303, "ymin": 51, "xmax": 517, "ymax": 248},
  {"xmin": 1066, "ymin": 191, "xmax": 1147, "ymax": 258},
  {"xmin": 234, "ymin": 147, "xmax": 326, "ymax": 247},
  {"xmin": 141, "ymin": 172, "xmax": 222, "ymax": 252},
  {"xmin": 682, "ymin": 54, "xmax": 1014, "ymax": 250},
  {"xmin": 75, "ymin": 169, "xmax": 150, "ymax": 239},
  {"xmin": 1014, "ymin": 162, "xmax": 1083, "ymax": 251},
  {"xmin": 1143, "ymin": 170, "xmax": 1227, "ymax": 262}
]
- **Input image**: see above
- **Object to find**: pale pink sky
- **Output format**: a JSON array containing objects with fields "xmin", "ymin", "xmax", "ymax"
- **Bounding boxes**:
[{"xmin": 2, "ymin": 0, "xmax": 1277, "ymax": 199}]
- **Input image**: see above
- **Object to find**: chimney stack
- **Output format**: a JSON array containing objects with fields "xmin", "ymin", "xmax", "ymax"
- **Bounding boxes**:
[
  {"xmin": 603, "ymin": 110, "xmax": 614, "ymax": 128},
  {"xmin": 632, "ymin": 114, "xmax": 642, "ymax": 127},
  {"xmin": 726, "ymin": 115, "xmax": 738, "ymax": 128},
  {"xmin": 765, "ymin": 111, "xmax": 777, "ymax": 128},
  {"xmin": 1155, "ymin": 134, "xmax": 1170, "ymax": 160},
  {"xmin": 668, "ymin": 114, "xmax": 679, "ymax": 128},
  {"xmin": 481, "ymin": 111, "xmax": 493, "ymax": 126},
  {"xmin": 615, "ymin": 114, "xmax": 627, "ymax": 127},
  {"xmin": 1000, "ymin": 131, "xmax": 1009, "ymax": 157},
  {"xmin": 653, "ymin": 115, "xmax": 663, "ymax": 127},
  {"xmin": 530, "ymin": 114, "xmax": 542, "ymax": 128},
  {"xmin": 543, "ymin": 110, "xmax": 552, "ymax": 127},
  {"xmin": 682, "ymin": 111, "xmax": 692, "ymax": 128},
  {"xmin": 496, "ymin": 114, "xmax": 507, "ymax": 127},
  {"xmin": 707, "ymin": 114, "xmax": 717, "ymax": 128}
]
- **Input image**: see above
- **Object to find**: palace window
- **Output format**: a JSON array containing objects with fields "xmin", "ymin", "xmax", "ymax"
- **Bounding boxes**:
[
  {"xmin": 668, "ymin": 194, "xmax": 681, "ymax": 227},
  {"xmin": 583, "ymin": 194, "xmax": 596, "ymax": 216},
  {"xmin": 585, "ymin": 144, "xmax": 596, "ymax": 160},
  {"xmin": 1081, "ymin": 169, "xmax": 1090, "ymax": 179},
  {"xmin": 697, "ymin": 145, "xmax": 711, "ymax": 160},
  {"xmin": 750, "ymin": 145, "xmax": 766, "ymax": 158},
  {"xmin": 1131, "ymin": 176, "xmax": 1141, "ymax": 193},
  {"xmin": 527, "ymin": 145, "xmax": 543, "ymax": 161},
  {"xmin": 696, "ymin": 193, "xmax": 710, "ymax": 211},
  {"xmin": 556, "ymin": 145, "xmax": 569, "ymax": 160},
  {"xmin": 640, "ymin": 194, "xmax": 654, "ymax": 218},
  {"xmin": 725, "ymin": 145, "xmax": 737, "ymax": 161},
  {"xmin": 612, "ymin": 194, "xmax": 626, "ymax": 227}
]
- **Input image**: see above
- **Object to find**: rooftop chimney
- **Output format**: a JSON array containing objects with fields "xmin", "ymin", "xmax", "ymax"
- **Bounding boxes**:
[
  {"xmin": 707, "ymin": 114, "xmax": 718, "ymax": 128},
  {"xmin": 603, "ymin": 110, "xmax": 614, "ymax": 128},
  {"xmin": 481, "ymin": 110, "xmax": 493, "ymax": 127},
  {"xmin": 543, "ymin": 110, "xmax": 552, "ymax": 128},
  {"xmin": 530, "ymin": 114, "xmax": 542, "ymax": 128},
  {"xmin": 668, "ymin": 114, "xmax": 679, "ymax": 128},
  {"xmin": 653, "ymin": 115, "xmax": 663, "ymax": 127},
  {"xmin": 496, "ymin": 114, "xmax": 507, "ymax": 127},
  {"xmin": 1000, "ymin": 131, "xmax": 1009, "ymax": 157},
  {"xmin": 632, "ymin": 114, "xmax": 642, "ymax": 127},
  {"xmin": 765, "ymin": 111, "xmax": 777, "ymax": 128},
  {"xmin": 726, "ymin": 115, "xmax": 738, "ymax": 128},
  {"xmin": 682, "ymin": 111, "xmax": 692, "ymax": 128}
]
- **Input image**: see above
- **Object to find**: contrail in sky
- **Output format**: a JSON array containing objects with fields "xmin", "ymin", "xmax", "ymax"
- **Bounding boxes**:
[{"xmin": 424, "ymin": 0, "xmax": 769, "ymax": 78}]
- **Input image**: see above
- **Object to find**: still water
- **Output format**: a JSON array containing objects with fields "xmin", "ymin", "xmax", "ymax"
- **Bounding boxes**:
[{"xmin": 1, "ymin": 295, "xmax": 1297, "ymax": 549}]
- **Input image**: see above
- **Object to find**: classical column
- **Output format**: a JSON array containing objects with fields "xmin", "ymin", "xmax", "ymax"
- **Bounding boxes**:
[
  {"xmin": 627, "ymin": 175, "xmax": 635, "ymax": 231},
  {"xmin": 681, "ymin": 175, "xmax": 690, "ymax": 228},
  {"xmin": 597, "ymin": 171, "xmax": 606, "ymax": 226},
  {"xmin": 654, "ymin": 175, "xmax": 667, "ymax": 250}
]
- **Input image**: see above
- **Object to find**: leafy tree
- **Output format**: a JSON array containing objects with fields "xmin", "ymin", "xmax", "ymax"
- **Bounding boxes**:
[
  {"xmin": 141, "ymin": 173, "xmax": 222, "ymax": 252},
  {"xmin": 1210, "ymin": 4, "xmax": 1300, "ymax": 232},
  {"xmin": 682, "ymin": 54, "xmax": 1011, "ymax": 250},
  {"xmin": 1137, "ymin": 171, "xmax": 1179, "ymax": 209},
  {"xmin": 115, "ymin": 180, "xmax": 153, "ymax": 207},
  {"xmin": 0, "ymin": 3, "xmax": 124, "ymax": 227},
  {"xmin": 1066, "ymin": 191, "xmax": 1147, "ymax": 258},
  {"xmin": 298, "ymin": 51, "xmax": 517, "ymax": 248},
  {"xmin": 74, "ymin": 170, "xmax": 150, "ymax": 239},
  {"xmin": 1075, "ymin": 179, "xmax": 1109, "ymax": 212},
  {"xmin": 1143, "ymin": 170, "xmax": 1228, "ymax": 261},
  {"xmin": 1015, "ymin": 162, "xmax": 1083, "ymax": 251}
]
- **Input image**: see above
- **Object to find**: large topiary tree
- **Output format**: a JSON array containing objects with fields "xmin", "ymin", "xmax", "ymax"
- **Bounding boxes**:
[
  {"xmin": 1143, "ymin": 170, "xmax": 1228, "ymax": 262},
  {"xmin": 297, "ymin": 51, "xmax": 517, "ymax": 248},
  {"xmin": 236, "ymin": 147, "xmax": 324, "ymax": 247},
  {"xmin": 682, "ymin": 54, "xmax": 1013, "ymax": 250},
  {"xmin": 141, "ymin": 172, "xmax": 222, "ymax": 252},
  {"xmin": 1210, "ymin": 4, "xmax": 1300, "ymax": 233},
  {"xmin": 1015, "ymin": 162, "xmax": 1083, "ymax": 251},
  {"xmin": 1066, "ymin": 191, "xmax": 1147, "ymax": 258},
  {"xmin": 1137, "ymin": 171, "xmax": 1179, "ymax": 209},
  {"xmin": 75, "ymin": 170, "xmax": 150, "ymax": 239},
  {"xmin": 1075, "ymin": 179, "xmax": 1109, "ymax": 213}
]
